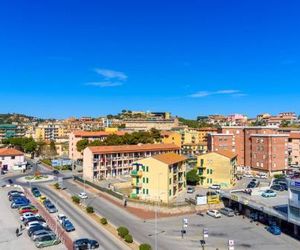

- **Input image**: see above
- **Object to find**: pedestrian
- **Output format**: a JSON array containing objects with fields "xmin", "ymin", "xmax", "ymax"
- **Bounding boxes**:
[
  {"xmin": 20, "ymin": 224, "xmax": 23, "ymax": 231},
  {"xmin": 16, "ymin": 228, "xmax": 19, "ymax": 237}
]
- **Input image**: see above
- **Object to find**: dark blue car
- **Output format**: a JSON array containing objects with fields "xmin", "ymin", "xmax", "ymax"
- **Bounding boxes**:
[
  {"xmin": 11, "ymin": 199, "xmax": 30, "ymax": 209},
  {"xmin": 267, "ymin": 225, "xmax": 281, "ymax": 235},
  {"xmin": 62, "ymin": 219, "xmax": 75, "ymax": 232}
]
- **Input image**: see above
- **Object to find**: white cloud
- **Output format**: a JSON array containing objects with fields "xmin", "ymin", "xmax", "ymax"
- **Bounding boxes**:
[
  {"xmin": 189, "ymin": 89, "xmax": 244, "ymax": 98},
  {"xmin": 85, "ymin": 81, "xmax": 123, "ymax": 87},
  {"xmin": 94, "ymin": 68, "xmax": 127, "ymax": 80}
]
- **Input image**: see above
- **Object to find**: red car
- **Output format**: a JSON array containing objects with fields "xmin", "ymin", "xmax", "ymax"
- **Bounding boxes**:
[{"xmin": 19, "ymin": 205, "xmax": 38, "ymax": 215}]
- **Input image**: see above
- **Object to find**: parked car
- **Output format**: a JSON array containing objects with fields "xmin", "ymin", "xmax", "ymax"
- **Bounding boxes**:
[
  {"xmin": 44, "ymin": 201, "xmax": 58, "ymax": 213},
  {"xmin": 26, "ymin": 221, "xmax": 47, "ymax": 229},
  {"xmin": 62, "ymin": 219, "xmax": 75, "ymax": 232},
  {"xmin": 267, "ymin": 225, "xmax": 281, "ymax": 235},
  {"xmin": 278, "ymin": 182, "xmax": 288, "ymax": 191},
  {"xmin": 73, "ymin": 238, "xmax": 99, "ymax": 249},
  {"xmin": 78, "ymin": 192, "xmax": 88, "ymax": 199},
  {"xmin": 53, "ymin": 170, "xmax": 60, "ymax": 175},
  {"xmin": 57, "ymin": 214, "xmax": 67, "ymax": 224},
  {"xmin": 243, "ymin": 173, "xmax": 253, "ymax": 178},
  {"xmin": 31, "ymin": 230, "xmax": 55, "ymax": 241},
  {"xmin": 187, "ymin": 187, "xmax": 195, "ymax": 194},
  {"xmin": 28, "ymin": 224, "xmax": 50, "ymax": 237},
  {"xmin": 247, "ymin": 182, "xmax": 256, "ymax": 189},
  {"xmin": 7, "ymin": 179, "xmax": 13, "ymax": 184},
  {"xmin": 255, "ymin": 173, "xmax": 268, "ymax": 179},
  {"xmin": 219, "ymin": 207, "xmax": 234, "ymax": 217},
  {"xmin": 9, "ymin": 193, "xmax": 25, "ymax": 201},
  {"xmin": 271, "ymin": 184, "xmax": 284, "ymax": 192},
  {"xmin": 34, "ymin": 234, "xmax": 61, "ymax": 248},
  {"xmin": 20, "ymin": 212, "xmax": 36, "ymax": 221},
  {"xmin": 209, "ymin": 184, "xmax": 221, "ymax": 190},
  {"xmin": 206, "ymin": 210, "xmax": 221, "ymax": 218},
  {"xmin": 11, "ymin": 199, "xmax": 30, "ymax": 209},
  {"xmin": 39, "ymin": 196, "xmax": 47, "ymax": 203},
  {"xmin": 19, "ymin": 205, "xmax": 38, "ymax": 215},
  {"xmin": 7, "ymin": 190, "xmax": 23, "ymax": 196},
  {"xmin": 262, "ymin": 190, "xmax": 277, "ymax": 198}
]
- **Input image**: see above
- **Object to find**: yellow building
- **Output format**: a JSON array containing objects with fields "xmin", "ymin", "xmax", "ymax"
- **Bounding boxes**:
[
  {"xmin": 179, "ymin": 128, "xmax": 200, "ymax": 145},
  {"xmin": 181, "ymin": 142, "xmax": 207, "ymax": 157},
  {"xmin": 197, "ymin": 150, "xmax": 237, "ymax": 188},
  {"xmin": 104, "ymin": 127, "xmax": 118, "ymax": 133},
  {"xmin": 197, "ymin": 127, "xmax": 218, "ymax": 143},
  {"xmin": 130, "ymin": 153, "xmax": 187, "ymax": 204},
  {"xmin": 161, "ymin": 131, "xmax": 181, "ymax": 147}
]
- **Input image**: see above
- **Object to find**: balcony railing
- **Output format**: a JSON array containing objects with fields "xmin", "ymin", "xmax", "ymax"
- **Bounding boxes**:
[{"xmin": 131, "ymin": 170, "xmax": 143, "ymax": 177}]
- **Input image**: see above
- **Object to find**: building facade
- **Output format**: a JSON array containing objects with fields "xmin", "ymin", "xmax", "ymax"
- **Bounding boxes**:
[
  {"xmin": 130, "ymin": 153, "xmax": 186, "ymax": 204},
  {"xmin": 68, "ymin": 130, "xmax": 125, "ymax": 161},
  {"xmin": 288, "ymin": 179, "xmax": 300, "ymax": 227},
  {"xmin": 288, "ymin": 133, "xmax": 300, "ymax": 165},
  {"xmin": 181, "ymin": 143, "xmax": 207, "ymax": 157},
  {"xmin": 124, "ymin": 118, "xmax": 179, "ymax": 131},
  {"xmin": 161, "ymin": 131, "xmax": 181, "ymax": 147},
  {"xmin": 197, "ymin": 151, "xmax": 237, "ymax": 188},
  {"xmin": 0, "ymin": 148, "xmax": 26, "ymax": 171},
  {"xmin": 83, "ymin": 143, "xmax": 180, "ymax": 180},
  {"xmin": 0, "ymin": 124, "xmax": 25, "ymax": 140}
]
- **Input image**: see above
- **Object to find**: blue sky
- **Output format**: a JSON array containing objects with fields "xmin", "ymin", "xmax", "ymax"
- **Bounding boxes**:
[{"xmin": 1, "ymin": 0, "xmax": 300, "ymax": 119}]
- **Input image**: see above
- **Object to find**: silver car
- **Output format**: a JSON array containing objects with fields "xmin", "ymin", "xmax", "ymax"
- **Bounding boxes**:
[
  {"xmin": 31, "ymin": 230, "xmax": 54, "ymax": 241},
  {"xmin": 219, "ymin": 207, "xmax": 235, "ymax": 217}
]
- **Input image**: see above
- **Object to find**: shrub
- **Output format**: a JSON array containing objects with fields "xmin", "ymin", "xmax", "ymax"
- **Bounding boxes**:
[
  {"xmin": 117, "ymin": 226, "xmax": 129, "ymax": 238},
  {"xmin": 274, "ymin": 174, "xmax": 285, "ymax": 179},
  {"xmin": 54, "ymin": 183, "xmax": 60, "ymax": 189},
  {"xmin": 124, "ymin": 234, "xmax": 133, "ymax": 243},
  {"xmin": 72, "ymin": 195, "xmax": 80, "ymax": 204},
  {"xmin": 100, "ymin": 218, "xmax": 108, "ymax": 225},
  {"xmin": 86, "ymin": 206, "xmax": 94, "ymax": 213},
  {"xmin": 139, "ymin": 243, "xmax": 152, "ymax": 250}
]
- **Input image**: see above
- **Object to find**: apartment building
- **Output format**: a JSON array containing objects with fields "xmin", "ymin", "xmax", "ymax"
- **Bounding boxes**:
[
  {"xmin": 0, "ymin": 124, "xmax": 25, "ymax": 139},
  {"xmin": 250, "ymin": 134, "xmax": 288, "ymax": 173},
  {"xmin": 83, "ymin": 143, "xmax": 180, "ymax": 180},
  {"xmin": 226, "ymin": 114, "xmax": 248, "ymax": 126},
  {"xmin": 161, "ymin": 131, "xmax": 181, "ymax": 147},
  {"xmin": 0, "ymin": 148, "xmax": 26, "ymax": 171},
  {"xmin": 208, "ymin": 126, "xmax": 288, "ymax": 173},
  {"xmin": 124, "ymin": 118, "xmax": 179, "ymax": 131},
  {"xmin": 68, "ymin": 130, "xmax": 125, "ymax": 161},
  {"xmin": 130, "ymin": 152, "xmax": 186, "ymax": 204},
  {"xmin": 197, "ymin": 150, "xmax": 237, "ymax": 188},
  {"xmin": 34, "ymin": 123, "xmax": 68, "ymax": 141},
  {"xmin": 181, "ymin": 143, "xmax": 207, "ymax": 157},
  {"xmin": 288, "ymin": 133, "xmax": 300, "ymax": 165},
  {"xmin": 197, "ymin": 127, "xmax": 218, "ymax": 143}
]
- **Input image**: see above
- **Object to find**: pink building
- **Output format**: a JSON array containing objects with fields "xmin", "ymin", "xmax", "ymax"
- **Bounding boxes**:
[
  {"xmin": 69, "ymin": 130, "xmax": 125, "ymax": 161},
  {"xmin": 0, "ymin": 148, "xmax": 26, "ymax": 171}
]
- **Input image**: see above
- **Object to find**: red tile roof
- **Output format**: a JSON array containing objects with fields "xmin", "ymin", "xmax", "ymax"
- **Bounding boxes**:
[
  {"xmin": 0, "ymin": 148, "xmax": 24, "ymax": 156},
  {"xmin": 215, "ymin": 150, "xmax": 237, "ymax": 159},
  {"xmin": 289, "ymin": 133, "xmax": 300, "ymax": 139},
  {"xmin": 152, "ymin": 153, "xmax": 187, "ymax": 165},
  {"xmin": 73, "ymin": 131, "xmax": 125, "ymax": 137},
  {"xmin": 88, "ymin": 143, "xmax": 180, "ymax": 154}
]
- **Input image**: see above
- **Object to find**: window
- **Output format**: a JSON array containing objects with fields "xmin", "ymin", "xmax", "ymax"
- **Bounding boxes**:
[
  {"xmin": 11, "ymin": 156, "xmax": 15, "ymax": 160},
  {"xmin": 146, "ymin": 189, "xmax": 149, "ymax": 195},
  {"xmin": 169, "ymin": 190, "xmax": 172, "ymax": 196},
  {"xmin": 200, "ymin": 159, "xmax": 204, "ymax": 166},
  {"xmin": 169, "ymin": 178, "xmax": 172, "ymax": 185},
  {"xmin": 210, "ymin": 169, "xmax": 213, "ymax": 174},
  {"xmin": 143, "ymin": 177, "xmax": 145, "ymax": 183},
  {"xmin": 146, "ymin": 177, "xmax": 149, "ymax": 183},
  {"xmin": 143, "ymin": 189, "xmax": 145, "ymax": 194},
  {"xmin": 207, "ymin": 169, "xmax": 210, "ymax": 174},
  {"xmin": 146, "ymin": 166, "xmax": 149, "ymax": 172}
]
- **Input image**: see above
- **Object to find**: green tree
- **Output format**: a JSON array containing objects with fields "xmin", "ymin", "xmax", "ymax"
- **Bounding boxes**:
[
  {"xmin": 24, "ymin": 140, "xmax": 37, "ymax": 153},
  {"xmin": 76, "ymin": 139, "xmax": 89, "ymax": 152},
  {"xmin": 49, "ymin": 140, "xmax": 57, "ymax": 156},
  {"xmin": 186, "ymin": 169, "xmax": 200, "ymax": 185},
  {"xmin": 150, "ymin": 128, "xmax": 161, "ymax": 142}
]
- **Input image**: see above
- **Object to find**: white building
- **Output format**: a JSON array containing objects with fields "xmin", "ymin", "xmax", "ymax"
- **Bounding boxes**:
[{"xmin": 0, "ymin": 148, "xmax": 26, "ymax": 171}]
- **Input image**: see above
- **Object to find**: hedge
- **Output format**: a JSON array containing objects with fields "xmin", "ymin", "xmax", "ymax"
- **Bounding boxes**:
[
  {"xmin": 86, "ymin": 206, "xmax": 94, "ymax": 213},
  {"xmin": 117, "ymin": 226, "xmax": 129, "ymax": 238},
  {"xmin": 100, "ymin": 218, "xmax": 108, "ymax": 225},
  {"xmin": 124, "ymin": 234, "xmax": 133, "ymax": 243},
  {"xmin": 72, "ymin": 195, "xmax": 80, "ymax": 204},
  {"xmin": 139, "ymin": 244, "xmax": 152, "ymax": 250}
]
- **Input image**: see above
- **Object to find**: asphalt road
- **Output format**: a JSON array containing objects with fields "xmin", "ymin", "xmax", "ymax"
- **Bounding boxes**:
[{"xmin": 38, "ymin": 185, "xmax": 129, "ymax": 250}]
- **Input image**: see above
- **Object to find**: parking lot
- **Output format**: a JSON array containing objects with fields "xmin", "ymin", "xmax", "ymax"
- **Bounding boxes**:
[
  {"xmin": 154, "ymin": 212, "xmax": 300, "ymax": 250},
  {"xmin": 0, "ymin": 186, "xmax": 66, "ymax": 250}
]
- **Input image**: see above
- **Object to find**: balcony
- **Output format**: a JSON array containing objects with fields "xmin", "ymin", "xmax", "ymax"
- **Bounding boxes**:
[
  {"xmin": 198, "ymin": 165, "xmax": 206, "ymax": 169},
  {"xmin": 130, "ymin": 193, "xmax": 138, "ymax": 199},
  {"xmin": 178, "ymin": 179, "xmax": 185, "ymax": 184},
  {"xmin": 289, "ymin": 199, "xmax": 300, "ymax": 209},
  {"xmin": 131, "ymin": 170, "xmax": 143, "ymax": 177}
]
